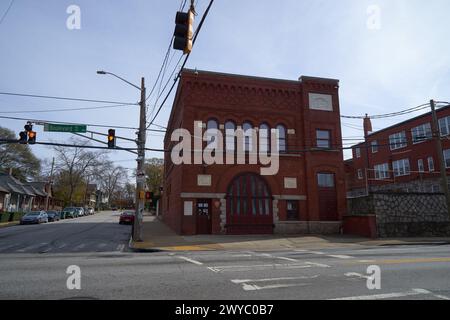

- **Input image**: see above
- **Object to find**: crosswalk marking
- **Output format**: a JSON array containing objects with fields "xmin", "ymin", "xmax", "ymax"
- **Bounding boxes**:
[
  {"xmin": 16, "ymin": 243, "xmax": 47, "ymax": 252},
  {"xmin": 330, "ymin": 288, "xmax": 432, "ymax": 300}
]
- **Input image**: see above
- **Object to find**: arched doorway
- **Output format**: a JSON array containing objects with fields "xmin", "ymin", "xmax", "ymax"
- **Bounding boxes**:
[{"xmin": 226, "ymin": 173, "xmax": 273, "ymax": 234}]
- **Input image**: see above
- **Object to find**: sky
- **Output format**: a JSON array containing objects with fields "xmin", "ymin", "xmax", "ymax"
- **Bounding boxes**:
[{"xmin": 1, "ymin": 0, "xmax": 449, "ymax": 177}]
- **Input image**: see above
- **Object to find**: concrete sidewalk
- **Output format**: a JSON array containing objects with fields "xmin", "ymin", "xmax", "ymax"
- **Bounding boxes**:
[{"xmin": 129, "ymin": 216, "xmax": 450, "ymax": 252}]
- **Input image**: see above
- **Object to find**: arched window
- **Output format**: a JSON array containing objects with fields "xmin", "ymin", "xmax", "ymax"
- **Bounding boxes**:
[
  {"xmin": 227, "ymin": 173, "xmax": 272, "ymax": 217},
  {"xmin": 259, "ymin": 123, "xmax": 270, "ymax": 153},
  {"xmin": 243, "ymin": 122, "xmax": 253, "ymax": 152},
  {"xmin": 225, "ymin": 121, "xmax": 236, "ymax": 151},
  {"xmin": 206, "ymin": 119, "xmax": 219, "ymax": 148},
  {"xmin": 276, "ymin": 124, "xmax": 287, "ymax": 153}
]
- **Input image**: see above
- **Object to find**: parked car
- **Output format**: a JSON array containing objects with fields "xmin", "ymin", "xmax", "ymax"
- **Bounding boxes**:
[
  {"xmin": 20, "ymin": 211, "xmax": 48, "ymax": 225},
  {"xmin": 87, "ymin": 207, "xmax": 95, "ymax": 215},
  {"xmin": 75, "ymin": 207, "xmax": 85, "ymax": 217},
  {"xmin": 119, "ymin": 211, "xmax": 135, "ymax": 225},
  {"xmin": 46, "ymin": 211, "xmax": 61, "ymax": 222},
  {"xmin": 61, "ymin": 207, "xmax": 78, "ymax": 219}
]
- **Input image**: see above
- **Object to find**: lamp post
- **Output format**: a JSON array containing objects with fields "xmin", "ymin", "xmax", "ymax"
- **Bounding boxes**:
[{"xmin": 97, "ymin": 70, "xmax": 146, "ymax": 241}]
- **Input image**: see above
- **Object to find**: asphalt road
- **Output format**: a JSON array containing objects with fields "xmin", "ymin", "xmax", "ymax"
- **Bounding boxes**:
[
  {"xmin": 0, "ymin": 211, "xmax": 130, "ymax": 254},
  {"xmin": 0, "ymin": 212, "xmax": 450, "ymax": 300}
]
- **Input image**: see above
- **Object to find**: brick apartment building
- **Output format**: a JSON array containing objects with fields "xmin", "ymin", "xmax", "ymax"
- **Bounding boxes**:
[
  {"xmin": 346, "ymin": 104, "xmax": 450, "ymax": 197},
  {"xmin": 162, "ymin": 69, "xmax": 346, "ymax": 235}
]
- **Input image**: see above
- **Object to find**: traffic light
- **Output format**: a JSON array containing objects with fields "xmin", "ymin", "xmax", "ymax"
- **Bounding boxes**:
[
  {"xmin": 145, "ymin": 191, "xmax": 153, "ymax": 200},
  {"xmin": 107, "ymin": 129, "xmax": 116, "ymax": 148},
  {"xmin": 173, "ymin": 9, "xmax": 194, "ymax": 54},
  {"xmin": 18, "ymin": 131, "xmax": 27, "ymax": 144},
  {"xmin": 27, "ymin": 131, "xmax": 36, "ymax": 144}
]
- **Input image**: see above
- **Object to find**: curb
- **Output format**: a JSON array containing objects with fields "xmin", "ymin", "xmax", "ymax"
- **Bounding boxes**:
[
  {"xmin": 127, "ymin": 237, "xmax": 164, "ymax": 253},
  {"xmin": 0, "ymin": 221, "xmax": 20, "ymax": 229}
]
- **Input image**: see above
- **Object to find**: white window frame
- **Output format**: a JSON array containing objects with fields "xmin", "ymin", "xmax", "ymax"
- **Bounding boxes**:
[
  {"xmin": 428, "ymin": 156, "xmax": 435, "ymax": 172},
  {"xmin": 417, "ymin": 159, "xmax": 424, "ymax": 173},
  {"xmin": 355, "ymin": 147, "xmax": 361, "ymax": 159},
  {"xmin": 357, "ymin": 169, "xmax": 363, "ymax": 180},
  {"xmin": 389, "ymin": 131, "xmax": 407, "ymax": 150},
  {"xmin": 439, "ymin": 116, "xmax": 450, "ymax": 137},
  {"xmin": 392, "ymin": 159, "xmax": 411, "ymax": 177},
  {"xmin": 444, "ymin": 149, "xmax": 450, "ymax": 168},
  {"xmin": 411, "ymin": 123, "xmax": 432, "ymax": 144},
  {"xmin": 374, "ymin": 163, "xmax": 389, "ymax": 180},
  {"xmin": 371, "ymin": 141, "xmax": 378, "ymax": 153}
]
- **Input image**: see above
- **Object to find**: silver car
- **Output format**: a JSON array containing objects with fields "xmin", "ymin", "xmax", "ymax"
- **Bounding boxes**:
[{"xmin": 20, "ymin": 211, "xmax": 48, "ymax": 225}]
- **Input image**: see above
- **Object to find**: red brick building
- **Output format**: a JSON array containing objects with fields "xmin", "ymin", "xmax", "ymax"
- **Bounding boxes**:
[
  {"xmin": 162, "ymin": 69, "xmax": 346, "ymax": 235},
  {"xmin": 346, "ymin": 104, "xmax": 450, "ymax": 197}
]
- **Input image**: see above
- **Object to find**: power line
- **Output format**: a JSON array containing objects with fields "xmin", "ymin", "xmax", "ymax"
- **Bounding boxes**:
[
  {"xmin": 0, "ymin": 91, "xmax": 136, "ymax": 105},
  {"xmin": 341, "ymin": 103, "xmax": 431, "ymax": 119},
  {"xmin": 0, "ymin": 103, "xmax": 137, "ymax": 114},
  {"xmin": 0, "ymin": 0, "xmax": 15, "ymax": 25},
  {"xmin": 147, "ymin": 0, "xmax": 215, "ymax": 129}
]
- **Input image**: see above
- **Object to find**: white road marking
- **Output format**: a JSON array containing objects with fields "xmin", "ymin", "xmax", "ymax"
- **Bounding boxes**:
[
  {"xmin": 256, "ymin": 253, "xmax": 299, "ymax": 262},
  {"xmin": 305, "ymin": 262, "xmax": 331, "ymax": 268},
  {"xmin": 330, "ymin": 288, "xmax": 431, "ymax": 300},
  {"xmin": 310, "ymin": 251, "xmax": 327, "ymax": 255},
  {"xmin": 230, "ymin": 254, "xmax": 253, "ymax": 258},
  {"xmin": 241, "ymin": 283, "xmax": 308, "ymax": 291},
  {"xmin": 97, "ymin": 243, "xmax": 108, "ymax": 248},
  {"xmin": 345, "ymin": 272, "xmax": 371, "ymax": 280},
  {"xmin": 16, "ymin": 243, "xmax": 47, "ymax": 252},
  {"xmin": 328, "ymin": 255, "xmax": 354, "ymax": 259},
  {"xmin": 57, "ymin": 243, "xmax": 67, "ymax": 249},
  {"xmin": 116, "ymin": 244, "xmax": 125, "ymax": 251},
  {"xmin": 276, "ymin": 256, "xmax": 299, "ymax": 262},
  {"xmin": 358, "ymin": 260, "xmax": 376, "ymax": 263},
  {"xmin": 430, "ymin": 292, "xmax": 450, "ymax": 300},
  {"xmin": 207, "ymin": 263, "xmax": 316, "ymax": 273},
  {"xmin": 231, "ymin": 275, "xmax": 319, "ymax": 284},
  {"xmin": 177, "ymin": 256, "xmax": 204, "ymax": 266}
]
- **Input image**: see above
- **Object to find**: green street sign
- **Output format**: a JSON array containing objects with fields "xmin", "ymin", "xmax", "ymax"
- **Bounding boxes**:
[{"xmin": 44, "ymin": 123, "xmax": 87, "ymax": 133}]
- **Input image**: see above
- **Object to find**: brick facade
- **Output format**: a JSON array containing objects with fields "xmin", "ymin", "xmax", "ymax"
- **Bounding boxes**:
[
  {"xmin": 162, "ymin": 69, "xmax": 346, "ymax": 235},
  {"xmin": 346, "ymin": 105, "xmax": 450, "ymax": 197}
]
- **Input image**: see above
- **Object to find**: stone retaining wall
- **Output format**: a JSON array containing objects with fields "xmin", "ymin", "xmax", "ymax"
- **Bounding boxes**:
[{"xmin": 347, "ymin": 192, "xmax": 450, "ymax": 237}]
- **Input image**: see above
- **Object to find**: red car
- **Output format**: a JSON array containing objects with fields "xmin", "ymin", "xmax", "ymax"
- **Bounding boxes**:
[{"xmin": 119, "ymin": 211, "xmax": 135, "ymax": 225}]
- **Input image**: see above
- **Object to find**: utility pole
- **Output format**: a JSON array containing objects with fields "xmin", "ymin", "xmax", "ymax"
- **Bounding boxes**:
[
  {"xmin": 133, "ymin": 77, "xmax": 146, "ymax": 241},
  {"xmin": 430, "ymin": 99, "xmax": 450, "ymax": 218},
  {"xmin": 45, "ymin": 157, "xmax": 55, "ymax": 211}
]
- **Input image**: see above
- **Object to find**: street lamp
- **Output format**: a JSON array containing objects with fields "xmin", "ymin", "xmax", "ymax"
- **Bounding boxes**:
[{"xmin": 97, "ymin": 70, "xmax": 146, "ymax": 242}]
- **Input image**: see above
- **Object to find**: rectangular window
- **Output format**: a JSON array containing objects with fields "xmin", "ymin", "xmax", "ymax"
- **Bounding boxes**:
[
  {"xmin": 355, "ymin": 147, "xmax": 361, "ymax": 159},
  {"xmin": 418, "ymin": 159, "xmax": 424, "ymax": 173},
  {"xmin": 374, "ymin": 163, "xmax": 389, "ymax": 180},
  {"xmin": 411, "ymin": 123, "xmax": 432, "ymax": 144},
  {"xmin": 317, "ymin": 173, "xmax": 335, "ymax": 188},
  {"xmin": 371, "ymin": 141, "xmax": 378, "ymax": 153},
  {"xmin": 357, "ymin": 169, "xmax": 363, "ymax": 180},
  {"xmin": 392, "ymin": 159, "xmax": 411, "ymax": 177},
  {"xmin": 389, "ymin": 131, "xmax": 407, "ymax": 150},
  {"xmin": 439, "ymin": 116, "xmax": 450, "ymax": 137},
  {"xmin": 428, "ymin": 157, "xmax": 435, "ymax": 172},
  {"xmin": 444, "ymin": 149, "xmax": 450, "ymax": 168},
  {"xmin": 316, "ymin": 130, "xmax": 331, "ymax": 149}
]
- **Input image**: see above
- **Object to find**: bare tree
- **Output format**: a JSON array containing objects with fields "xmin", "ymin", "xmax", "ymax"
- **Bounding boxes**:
[
  {"xmin": 52, "ymin": 138, "xmax": 106, "ymax": 205},
  {"xmin": 94, "ymin": 160, "xmax": 128, "ymax": 206}
]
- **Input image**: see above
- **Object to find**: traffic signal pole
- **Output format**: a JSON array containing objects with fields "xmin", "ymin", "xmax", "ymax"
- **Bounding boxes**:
[{"xmin": 133, "ymin": 77, "xmax": 146, "ymax": 241}]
